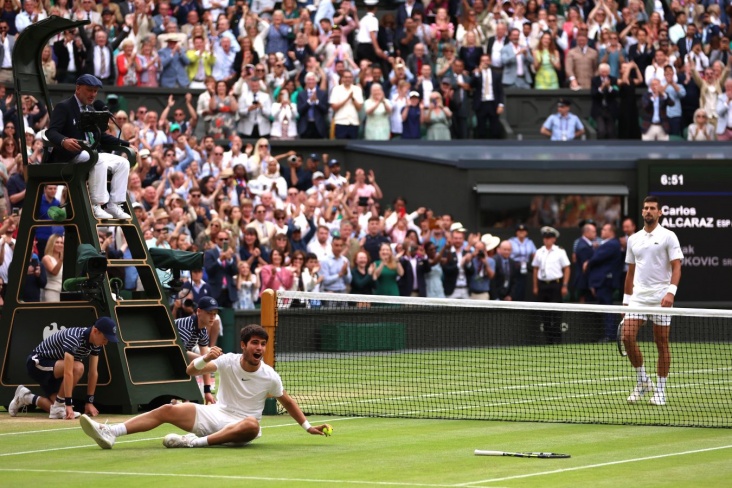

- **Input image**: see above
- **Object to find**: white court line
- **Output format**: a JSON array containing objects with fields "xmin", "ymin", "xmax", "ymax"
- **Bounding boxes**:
[
  {"xmin": 0, "ymin": 417, "xmax": 365, "ymax": 452},
  {"xmin": 0, "ymin": 437, "xmax": 163, "ymax": 456},
  {"xmin": 0, "ymin": 426, "xmax": 79, "ymax": 436},
  {"xmin": 0, "ymin": 468, "xmax": 465, "ymax": 487},
  {"xmin": 458, "ymin": 444, "xmax": 732, "ymax": 486}
]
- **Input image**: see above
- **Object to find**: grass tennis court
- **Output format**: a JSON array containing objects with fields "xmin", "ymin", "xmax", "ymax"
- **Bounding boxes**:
[
  {"xmin": 277, "ymin": 342, "xmax": 732, "ymax": 427},
  {"xmin": 1, "ymin": 413, "xmax": 731, "ymax": 487}
]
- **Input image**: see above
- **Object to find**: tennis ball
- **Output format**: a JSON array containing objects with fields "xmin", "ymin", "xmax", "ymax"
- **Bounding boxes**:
[{"xmin": 323, "ymin": 425, "xmax": 333, "ymax": 436}]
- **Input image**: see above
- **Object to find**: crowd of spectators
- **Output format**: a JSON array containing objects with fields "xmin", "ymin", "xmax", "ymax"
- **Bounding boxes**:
[
  {"xmin": 0, "ymin": 0, "xmax": 730, "ymax": 142},
  {"xmin": 0, "ymin": 0, "xmax": 728, "ymax": 313}
]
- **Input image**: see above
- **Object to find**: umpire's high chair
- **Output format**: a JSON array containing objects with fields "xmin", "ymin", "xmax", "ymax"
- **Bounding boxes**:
[{"xmin": 0, "ymin": 16, "xmax": 202, "ymax": 413}]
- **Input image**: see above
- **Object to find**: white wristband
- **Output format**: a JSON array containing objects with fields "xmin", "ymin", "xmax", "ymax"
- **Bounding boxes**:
[
  {"xmin": 193, "ymin": 357, "xmax": 207, "ymax": 370},
  {"xmin": 667, "ymin": 284, "xmax": 678, "ymax": 296},
  {"xmin": 301, "ymin": 420, "xmax": 312, "ymax": 431},
  {"xmin": 622, "ymin": 294, "xmax": 632, "ymax": 305}
]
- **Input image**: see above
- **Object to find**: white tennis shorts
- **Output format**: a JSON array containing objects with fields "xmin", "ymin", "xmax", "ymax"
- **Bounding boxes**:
[
  {"xmin": 191, "ymin": 403, "xmax": 262, "ymax": 443},
  {"xmin": 626, "ymin": 296, "xmax": 672, "ymax": 327}
]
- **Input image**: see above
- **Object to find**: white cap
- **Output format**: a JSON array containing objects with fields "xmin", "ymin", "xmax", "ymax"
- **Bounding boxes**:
[
  {"xmin": 450, "ymin": 222, "xmax": 467, "ymax": 232},
  {"xmin": 312, "ymin": 171, "xmax": 325, "ymax": 180},
  {"xmin": 480, "ymin": 234, "xmax": 500, "ymax": 252},
  {"xmin": 409, "ymin": 91, "xmax": 420, "ymax": 98},
  {"xmin": 364, "ymin": 0, "xmax": 378, "ymax": 5}
]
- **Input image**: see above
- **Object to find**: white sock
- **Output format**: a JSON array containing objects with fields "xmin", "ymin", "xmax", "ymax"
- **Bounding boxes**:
[
  {"xmin": 110, "ymin": 424, "xmax": 127, "ymax": 437},
  {"xmin": 636, "ymin": 365, "xmax": 648, "ymax": 383},
  {"xmin": 191, "ymin": 436, "xmax": 209, "ymax": 448},
  {"xmin": 657, "ymin": 376, "xmax": 667, "ymax": 393}
]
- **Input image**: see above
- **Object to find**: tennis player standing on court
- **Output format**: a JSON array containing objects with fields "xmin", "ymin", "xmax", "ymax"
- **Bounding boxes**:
[
  {"xmin": 623, "ymin": 196, "xmax": 683, "ymax": 406},
  {"xmin": 80, "ymin": 325, "xmax": 330, "ymax": 449}
]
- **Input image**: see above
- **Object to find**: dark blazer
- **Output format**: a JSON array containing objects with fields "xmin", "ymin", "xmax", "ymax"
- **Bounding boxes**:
[
  {"xmin": 491, "ymin": 255, "xmax": 518, "ymax": 300},
  {"xmin": 398, "ymin": 255, "xmax": 430, "ymax": 297},
  {"xmin": 45, "ymin": 96, "xmax": 130, "ymax": 163},
  {"xmin": 470, "ymin": 68, "xmax": 504, "ymax": 110},
  {"xmin": 118, "ymin": 0, "xmax": 135, "ymax": 18},
  {"xmin": 406, "ymin": 52, "xmax": 432, "ymax": 76},
  {"xmin": 676, "ymin": 35, "xmax": 700, "ymax": 59},
  {"xmin": 441, "ymin": 250, "xmax": 459, "ymax": 296},
  {"xmin": 296, "ymin": 87, "xmax": 329, "ymax": 138},
  {"xmin": 573, "ymin": 238, "xmax": 594, "ymax": 291},
  {"xmin": 458, "ymin": 45, "xmax": 483, "ymax": 73},
  {"xmin": 641, "ymin": 91, "xmax": 675, "ymax": 133},
  {"xmin": 590, "ymin": 75, "xmax": 620, "ymax": 118},
  {"xmin": 52, "ymin": 40, "xmax": 86, "ymax": 82},
  {"xmin": 586, "ymin": 237, "xmax": 623, "ymax": 290},
  {"xmin": 411, "ymin": 76, "xmax": 440, "ymax": 98},
  {"xmin": 485, "ymin": 36, "xmax": 507, "ymax": 61},
  {"xmin": 396, "ymin": 1, "xmax": 424, "ymax": 31},
  {"xmin": 79, "ymin": 27, "xmax": 123, "ymax": 85},
  {"xmin": 627, "ymin": 43, "xmax": 654, "ymax": 82},
  {"xmin": 679, "ymin": 71, "xmax": 700, "ymax": 114},
  {"xmin": 203, "ymin": 247, "xmax": 238, "ymax": 304}
]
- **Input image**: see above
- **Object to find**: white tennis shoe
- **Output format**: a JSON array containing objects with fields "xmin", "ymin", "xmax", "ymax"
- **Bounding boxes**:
[
  {"xmin": 80, "ymin": 414, "xmax": 116, "ymax": 449},
  {"xmin": 49, "ymin": 403, "xmax": 81, "ymax": 419},
  {"xmin": 105, "ymin": 203, "xmax": 131, "ymax": 220},
  {"xmin": 92, "ymin": 205, "xmax": 114, "ymax": 220},
  {"xmin": 163, "ymin": 433, "xmax": 198, "ymax": 448},
  {"xmin": 627, "ymin": 378, "xmax": 654, "ymax": 404},
  {"xmin": 649, "ymin": 390, "xmax": 666, "ymax": 406},
  {"xmin": 8, "ymin": 385, "xmax": 33, "ymax": 417}
]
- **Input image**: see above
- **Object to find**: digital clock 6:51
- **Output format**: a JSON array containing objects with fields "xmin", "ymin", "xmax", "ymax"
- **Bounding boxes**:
[{"xmin": 660, "ymin": 174, "xmax": 684, "ymax": 185}]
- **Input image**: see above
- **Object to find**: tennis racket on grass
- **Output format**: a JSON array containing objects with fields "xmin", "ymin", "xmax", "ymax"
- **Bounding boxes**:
[
  {"xmin": 474, "ymin": 450, "xmax": 570, "ymax": 459},
  {"xmin": 617, "ymin": 318, "xmax": 627, "ymax": 357}
]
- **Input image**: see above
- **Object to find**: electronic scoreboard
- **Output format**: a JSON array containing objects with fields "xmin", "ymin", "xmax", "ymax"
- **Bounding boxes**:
[{"xmin": 638, "ymin": 160, "xmax": 732, "ymax": 303}]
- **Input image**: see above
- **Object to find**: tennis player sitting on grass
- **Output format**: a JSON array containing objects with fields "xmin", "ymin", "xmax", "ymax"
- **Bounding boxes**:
[
  {"xmin": 80, "ymin": 324, "xmax": 330, "ymax": 448},
  {"xmin": 623, "ymin": 196, "xmax": 683, "ymax": 407}
]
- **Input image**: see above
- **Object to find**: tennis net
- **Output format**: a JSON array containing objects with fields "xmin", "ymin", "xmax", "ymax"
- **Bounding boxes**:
[{"xmin": 271, "ymin": 291, "xmax": 732, "ymax": 428}]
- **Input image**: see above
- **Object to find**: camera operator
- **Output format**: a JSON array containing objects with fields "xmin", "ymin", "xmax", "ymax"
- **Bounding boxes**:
[
  {"xmin": 466, "ymin": 234, "xmax": 499, "ymax": 300},
  {"xmin": 23, "ymin": 253, "xmax": 47, "ymax": 302},
  {"xmin": 174, "ymin": 268, "xmax": 213, "ymax": 317}
]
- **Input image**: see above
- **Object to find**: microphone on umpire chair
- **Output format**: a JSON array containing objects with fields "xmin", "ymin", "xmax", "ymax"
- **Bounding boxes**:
[{"xmin": 93, "ymin": 99, "xmax": 122, "ymax": 134}]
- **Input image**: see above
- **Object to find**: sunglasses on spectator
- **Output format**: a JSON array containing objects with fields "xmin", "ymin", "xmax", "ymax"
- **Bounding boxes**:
[
  {"xmin": 154, "ymin": 227, "xmax": 168, "ymax": 232},
  {"xmin": 219, "ymin": 237, "xmax": 229, "ymax": 242},
  {"xmin": 213, "ymin": 152, "xmax": 224, "ymax": 155},
  {"xmin": 190, "ymin": 193, "xmax": 201, "ymax": 197},
  {"xmin": 276, "ymin": 216, "xmax": 286, "ymax": 221}
]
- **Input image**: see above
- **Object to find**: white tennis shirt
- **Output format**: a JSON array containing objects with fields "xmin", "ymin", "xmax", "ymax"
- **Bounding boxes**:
[
  {"xmin": 212, "ymin": 353, "xmax": 284, "ymax": 420},
  {"xmin": 625, "ymin": 224, "xmax": 683, "ymax": 300}
]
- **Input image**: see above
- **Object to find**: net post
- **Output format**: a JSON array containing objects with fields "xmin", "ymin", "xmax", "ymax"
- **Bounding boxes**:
[
  {"xmin": 260, "ymin": 288, "xmax": 279, "ymax": 415},
  {"xmin": 260, "ymin": 288, "xmax": 277, "ymax": 369}
]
